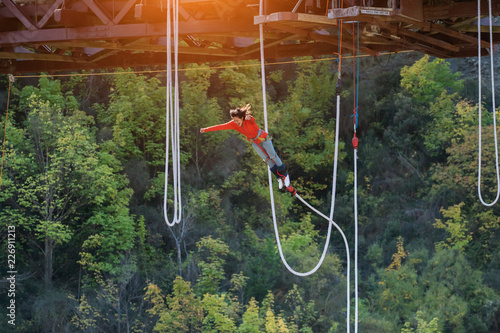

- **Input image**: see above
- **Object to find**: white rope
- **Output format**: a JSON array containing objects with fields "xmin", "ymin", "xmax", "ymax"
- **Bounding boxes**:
[
  {"xmin": 354, "ymin": 144, "xmax": 358, "ymax": 333},
  {"xmin": 164, "ymin": 0, "xmax": 182, "ymax": 226},
  {"xmin": 477, "ymin": 0, "xmax": 499, "ymax": 206},
  {"xmin": 259, "ymin": 2, "xmax": 350, "ymax": 331},
  {"xmin": 266, "ymin": 95, "xmax": 345, "ymax": 278}
]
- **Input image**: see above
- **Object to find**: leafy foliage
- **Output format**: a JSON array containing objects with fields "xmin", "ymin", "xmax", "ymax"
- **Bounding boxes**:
[
  {"xmin": 2, "ymin": 52, "xmax": 500, "ymax": 332},
  {"xmin": 401, "ymin": 55, "xmax": 463, "ymax": 104}
]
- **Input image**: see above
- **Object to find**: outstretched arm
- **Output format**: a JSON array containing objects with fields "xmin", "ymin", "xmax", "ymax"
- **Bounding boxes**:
[{"xmin": 200, "ymin": 121, "xmax": 236, "ymax": 133}]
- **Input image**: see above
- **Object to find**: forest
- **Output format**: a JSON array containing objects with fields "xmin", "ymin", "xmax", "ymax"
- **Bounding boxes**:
[{"xmin": 0, "ymin": 51, "xmax": 499, "ymax": 333}]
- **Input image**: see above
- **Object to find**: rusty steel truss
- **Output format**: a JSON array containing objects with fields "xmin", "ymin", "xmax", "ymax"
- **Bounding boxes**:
[{"xmin": 0, "ymin": 0, "xmax": 499, "ymax": 74}]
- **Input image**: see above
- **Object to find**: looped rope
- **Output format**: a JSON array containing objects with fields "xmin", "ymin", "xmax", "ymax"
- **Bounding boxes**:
[
  {"xmin": 477, "ymin": 0, "xmax": 499, "ymax": 206},
  {"xmin": 164, "ymin": 0, "xmax": 182, "ymax": 226},
  {"xmin": 259, "ymin": 1, "xmax": 350, "ymax": 331}
]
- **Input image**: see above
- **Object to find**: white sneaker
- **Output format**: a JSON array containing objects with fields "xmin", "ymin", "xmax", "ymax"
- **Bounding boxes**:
[
  {"xmin": 278, "ymin": 178, "xmax": 283, "ymax": 189},
  {"xmin": 284, "ymin": 175, "xmax": 290, "ymax": 187}
]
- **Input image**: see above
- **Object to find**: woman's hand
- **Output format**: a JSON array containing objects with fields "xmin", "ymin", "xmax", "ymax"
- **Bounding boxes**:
[{"xmin": 200, "ymin": 128, "xmax": 206, "ymax": 133}]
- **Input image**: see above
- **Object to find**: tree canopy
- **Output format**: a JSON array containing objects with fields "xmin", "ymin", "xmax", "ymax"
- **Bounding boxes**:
[{"xmin": 0, "ymin": 53, "xmax": 499, "ymax": 332}]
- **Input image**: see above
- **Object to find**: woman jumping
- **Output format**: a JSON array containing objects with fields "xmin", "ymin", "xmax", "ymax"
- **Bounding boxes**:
[{"xmin": 200, "ymin": 104, "xmax": 290, "ymax": 189}]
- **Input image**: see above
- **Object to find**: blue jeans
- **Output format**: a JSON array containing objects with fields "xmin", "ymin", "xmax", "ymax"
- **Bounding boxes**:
[{"xmin": 252, "ymin": 139, "xmax": 283, "ymax": 168}]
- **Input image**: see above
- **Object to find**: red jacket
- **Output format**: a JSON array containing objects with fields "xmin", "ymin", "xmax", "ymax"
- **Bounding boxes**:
[{"xmin": 204, "ymin": 116, "xmax": 268, "ymax": 143}]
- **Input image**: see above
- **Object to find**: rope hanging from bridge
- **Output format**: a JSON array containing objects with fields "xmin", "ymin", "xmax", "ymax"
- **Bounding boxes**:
[
  {"xmin": 477, "ymin": 0, "xmax": 499, "ymax": 207},
  {"xmin": 163, "ymin": 0, "xmax": 182, "ymax": 226},
  {"xmin": 258, "ymin": 1, "xmax": 351, "ymax": 331},
  {"xmin": 352, "ymin": 21, "xmax": 360, "ymax": 333}
]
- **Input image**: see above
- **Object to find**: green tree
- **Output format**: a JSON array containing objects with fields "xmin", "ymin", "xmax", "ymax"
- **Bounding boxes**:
[
  {"xmin": 401, "ymin": 311, "xmax": 440, "ymax": 333},
  {"xmin": 283, "ymin": 284, "xmax": 317, "ymax": 333},
  {"xmin": 145, "ymin": 277, "xmax": 203, "ymax": 332},
  {"xmin": 71, "ymin": 261, "xmax": 151, "ymax": 333},
  {"xmin": 0, "ymin": 77, "xmax": 138, "ymax": 288},
  {"xmin": 400, "ymin": 55, "xmax": 463, "ymax": 104},
  {"xmin": 215, "ymin": 60, "xmax": 263, "ymax": 110},
  {"xmin": 420, "ymin": 248, "xmax": 498, "ymax": 332},
  {"xmin": 2, "ymin": 80, "xmax": 88, "ymax": 286},
  {"xmin": 422, "ymin": 93, "xmax": 471, "ymax": 158},
  {"xmin": 428, "ymin": 106, "xmax": 500, "ymax": 266},
  {"xmin": 97, "ymin": 71, "xmax": 166, "ymax": 166},
  {"xmin": 201, "ymin": 293, "xmax": 238, "ymax": 332},
  {"xmin": 264, "ymin": 307, "xmax": 290, "ymax": 333},
  {"xmin": 261, "ymin": 291, "xmax": 291, "ymax": 333},
  {"xmin": 240, "ymin": 225, "xmax": 282, "ymax": 301},
  {"xmin": 180, "ymin": 64, "xmax": 226, "ymax": 181},
  {"xmin": 373, "ymin": 237, "xmax": 423, "ymax": 327},
  {"xmin": 279, "ymin": 213, "xmax": 345, "ymax": 331},
  {"xmin": 238, "ymin": 298, "xmax": 263, "ymax": 333},
  {"xmin": 196, "ymin": 236, "xmax": 230, "ymax": 295},
  {"xmin": 277, "ymin": 59, "xmax": 341, "ymax": 178},
  {"xmin": 433, "ymin": 203, "xmax": 472, "ymax": 251}
]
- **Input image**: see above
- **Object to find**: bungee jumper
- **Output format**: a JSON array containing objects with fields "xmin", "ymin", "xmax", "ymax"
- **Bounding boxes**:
[{"xmin": 200, "ymin": 104, "xmax": 291, "ymax": 190}]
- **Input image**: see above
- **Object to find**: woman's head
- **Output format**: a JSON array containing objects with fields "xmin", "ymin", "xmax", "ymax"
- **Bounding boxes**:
[{"xmin": 230, "ymin": 104, "xmax": 252, "ymax": 119}]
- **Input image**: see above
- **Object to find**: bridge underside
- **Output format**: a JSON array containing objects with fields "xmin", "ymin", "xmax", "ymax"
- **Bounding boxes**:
[{"xmin": 0, "ymin": 0, "xmax": 499, "ymax": 74}]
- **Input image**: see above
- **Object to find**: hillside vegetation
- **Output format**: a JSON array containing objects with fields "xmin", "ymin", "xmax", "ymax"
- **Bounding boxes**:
[{"xmin": 0, "ymin": 52, "xmax": 499, "ymax": 332}]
